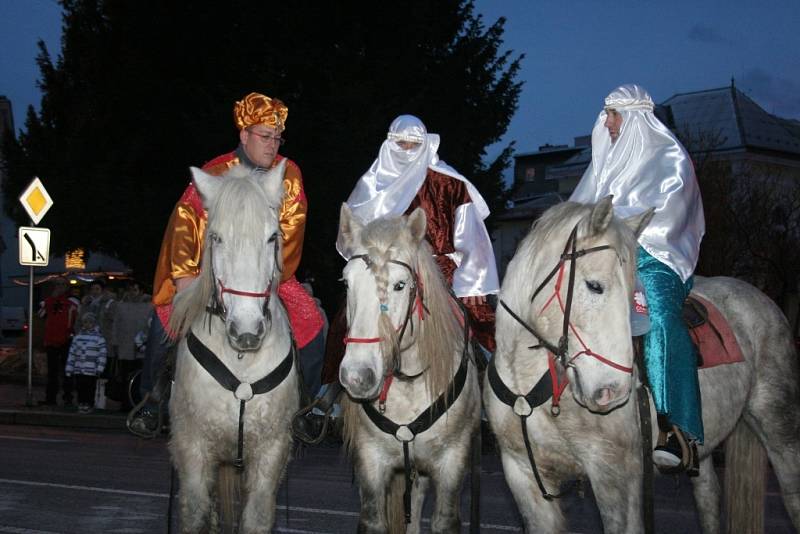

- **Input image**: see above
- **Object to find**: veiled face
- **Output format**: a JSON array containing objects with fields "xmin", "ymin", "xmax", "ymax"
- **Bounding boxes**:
[{"xmin": 604, "ymin": 109, "xmax": 623, "ymax": 143}]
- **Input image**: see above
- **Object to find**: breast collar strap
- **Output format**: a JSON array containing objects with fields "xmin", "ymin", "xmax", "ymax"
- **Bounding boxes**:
[
  {"xmin": 186, "ymin": 330, "xmax": 294, "ymax": 470},
  {"xmin": 361, "ymin": 353, "xmax": 470, "ymax": 523}
]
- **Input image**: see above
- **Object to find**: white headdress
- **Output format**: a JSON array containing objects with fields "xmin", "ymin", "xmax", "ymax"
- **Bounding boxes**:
[
  {"xmin": 570, "ymin": 84, "xmax": 705, "ymax": 281},
  {"xmin": 339, "ymin": 115, "xmax": 498, "ymax": 296}
]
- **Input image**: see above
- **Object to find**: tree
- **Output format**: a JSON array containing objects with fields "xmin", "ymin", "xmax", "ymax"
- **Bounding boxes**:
[
  {"xmin": 3, "ymin": 0, "xmax": 522, "ymax": 310},
  {"xmin": 679, "ymin": 127, "xmax": 800, "ymax": 325}
]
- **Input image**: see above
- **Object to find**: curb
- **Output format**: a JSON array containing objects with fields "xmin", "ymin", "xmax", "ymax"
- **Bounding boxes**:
[{"xmin": 0, "ymin": 409, "xmax": 128, "ymax": 430}]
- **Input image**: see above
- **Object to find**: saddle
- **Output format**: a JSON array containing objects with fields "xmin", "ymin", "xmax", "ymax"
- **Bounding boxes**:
[{"xmin": 682, "ymin": 295, "xmax": 745, "ymax": 369}]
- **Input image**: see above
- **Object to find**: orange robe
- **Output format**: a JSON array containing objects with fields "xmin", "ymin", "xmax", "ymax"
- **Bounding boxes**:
[{"xmin": 152, "ymin": 151, "xmax": 323, "ymax": 347}]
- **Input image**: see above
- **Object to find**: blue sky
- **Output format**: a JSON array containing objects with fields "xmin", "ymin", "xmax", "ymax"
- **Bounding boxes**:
[{"xmin": 2, "ymin": 0, "xmax": 798, "ymax": 161}]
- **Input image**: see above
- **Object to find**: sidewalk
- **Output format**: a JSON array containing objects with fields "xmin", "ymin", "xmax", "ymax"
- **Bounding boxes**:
[{"xmin": 0, "ymin": 344, "xmax": 129, "ymax": 431}]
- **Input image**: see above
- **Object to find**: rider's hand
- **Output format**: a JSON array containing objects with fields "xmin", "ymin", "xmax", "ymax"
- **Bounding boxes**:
[
  {"xmin": 175, "ymin": 275, "xmax": 197, "ymax": 293},
  {"xmin": 460, "ymin": 295, "xmax": 487, "ymax": 307}
]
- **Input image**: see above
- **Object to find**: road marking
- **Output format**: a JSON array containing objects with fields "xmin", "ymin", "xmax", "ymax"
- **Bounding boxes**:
[
  {"xmin": 0, "ymin": 526, "xmax": 61, "ymax": 534},
  {"xmin": 0, "ymin": 478, "xmax": 529, "ymax": 532},
  {"xmin": 0, "ymin": 478, "xmax": 168, "ymax": 498},
  {"xmin": 0, "ymin": 436, "xmax": 70, "ymax": 443}
]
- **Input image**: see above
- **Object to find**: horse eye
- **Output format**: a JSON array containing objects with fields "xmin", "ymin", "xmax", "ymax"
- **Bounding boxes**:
[
  {"xmin": 393, "ymin": 281, "xmax": 407, "ymax": 291},
  {"xmin": 268, "ymin": 232, "xmax": 278, "ymax": 243},
  {"xmin": 585, "ymin": 280, "xmax": 604, "ymax": 294}
]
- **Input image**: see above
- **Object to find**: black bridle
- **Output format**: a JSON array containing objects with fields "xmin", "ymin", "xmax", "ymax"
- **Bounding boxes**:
[
  {"xmin": 499, "ymin": 222, "xmax": 615, "ymax": 370},
  {"xmin": 206, "ymin": 231, "xmax": 282, "ymax": 322},
  {"xmin": 343, "ymin": 254, "xmax": 429, "ymax": 379},
  {"xmin": 491, "ymin": 220, "xmax": 632, "ymax": 500},
  {"xmin": 344, "ymin": 252, "xmax": 473, "ymax": 524}
]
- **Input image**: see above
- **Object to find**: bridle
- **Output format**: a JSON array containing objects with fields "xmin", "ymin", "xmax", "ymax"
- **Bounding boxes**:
[
  {"xmin": 491, "ymin": 219, "xmax": 634, "ymax": 501},
  {"xmin": 499, "ymin": 221, "xmax": 633, "ymax": 409},
  {"xmin": 206, "ymin": 231, "xmax": 282, "ymax": 322},
  {"xmin": 342, "ymin": 254, "xmax": 428, "ymax": 384},
  {"xmin": 343, "ymin": 252, "xmax": 473, "ymax": 524}
]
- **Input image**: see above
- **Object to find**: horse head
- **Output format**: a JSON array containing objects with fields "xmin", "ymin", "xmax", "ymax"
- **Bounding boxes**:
[
  {"xmin": 183, "ymin": 161, "xmax": 286, "ymax": 352},
  {"xmin": 336, "ymin": 204, "xmax": 431, "ymax": 399},
  {"xmin": 503, "ymin": 196, "xmax": 653, "ymax": 413}
]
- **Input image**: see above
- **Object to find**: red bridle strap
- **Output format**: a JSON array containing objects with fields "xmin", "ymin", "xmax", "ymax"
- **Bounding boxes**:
[
  {"xmin": 218, "ymin": 278, "xmax": 271, "ymax": 299},
  {"xmin": 538, "ymin": 261, "xmax": 633, "ymax": 375}
]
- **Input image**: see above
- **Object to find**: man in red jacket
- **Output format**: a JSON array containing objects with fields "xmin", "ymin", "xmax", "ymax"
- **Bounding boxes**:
[{"xmin": 39, "ymin": 277, "xmax": 78, "ymax": 406}]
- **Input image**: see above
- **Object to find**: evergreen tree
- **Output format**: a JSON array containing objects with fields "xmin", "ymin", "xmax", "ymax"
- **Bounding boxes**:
[{"xmin": 4, "ymin": 0, "xmax": 522, "ymax": 309}]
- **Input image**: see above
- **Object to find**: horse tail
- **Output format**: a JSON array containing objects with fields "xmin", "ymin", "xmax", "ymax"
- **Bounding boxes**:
[
  {"xmin": 386, "ymin": 472, "xmax": 406, "ymax": 534},
  {"xmin": 217, "ymin": 464, "xmax": 240, "ymax": 534},
  {"xmin": 724, "ymin": 418, "xmax": 766, "ymax": 534}
]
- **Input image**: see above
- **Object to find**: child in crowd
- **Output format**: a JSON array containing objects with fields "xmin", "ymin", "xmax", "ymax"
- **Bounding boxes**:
[{"xmin": 65, "ymin": 313, "xmax": 108, "ymax": 413}]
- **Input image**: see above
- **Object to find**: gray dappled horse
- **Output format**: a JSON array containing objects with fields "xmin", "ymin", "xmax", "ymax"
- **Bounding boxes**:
[
  {"xmin": 485, "ymin": 197, "xmax": 800, "ymax": 533},
  {"xmin": 338, "ymin": 204, "xmax": 481, "ymax": 533},
  {"xmin": 169, "ymin": 162, "xmax": 299, "ymax": 533}
]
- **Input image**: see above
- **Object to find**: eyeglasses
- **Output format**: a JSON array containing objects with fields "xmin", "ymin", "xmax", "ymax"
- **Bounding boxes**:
[{"xmin": 249, "ymin": 130, "xmax": 285, "ymax": 146}]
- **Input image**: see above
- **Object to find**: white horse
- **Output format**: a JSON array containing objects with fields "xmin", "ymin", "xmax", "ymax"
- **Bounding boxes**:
[
  {"xmin": 168, "ymin": 162, "xmax": 299, "ymax": 533},
  {"xmin": 485, "ymin": 197, "xmax": 800, "ymax": 533},
  {"xmin": 337, "ymin": 204, "xmax": 481, "ymax": 533}
]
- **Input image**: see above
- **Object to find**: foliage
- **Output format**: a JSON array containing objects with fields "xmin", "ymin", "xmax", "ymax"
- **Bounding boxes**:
[
  {"xmin": 680, "ymin": 127, "xmax": 800, "ymax": 308},
  {"xmin": 2, "ymin": 0, "xmax": 523, "ymax": 311}
]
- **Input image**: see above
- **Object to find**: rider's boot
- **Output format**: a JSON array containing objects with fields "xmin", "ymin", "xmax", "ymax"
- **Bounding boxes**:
[{"xmin": 291, "ymin": 382, "xmax": 343, "ymax": 445}]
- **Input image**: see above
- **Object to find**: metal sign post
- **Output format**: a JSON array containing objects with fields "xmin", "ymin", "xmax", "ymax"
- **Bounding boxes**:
[{"xmin": 18, "ymin": 177, "xmax": 54, "ymax": 407}]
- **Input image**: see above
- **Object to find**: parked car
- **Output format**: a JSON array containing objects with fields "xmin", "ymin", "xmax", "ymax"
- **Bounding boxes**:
[{"xmin": 1, "ymin": 307, "xmax": 28, "ymax": 337}]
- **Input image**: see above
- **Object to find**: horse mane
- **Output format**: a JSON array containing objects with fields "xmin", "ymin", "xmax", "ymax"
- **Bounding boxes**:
[
  {"xmin": 169, "ymin": 166, "xmax": 282, "ymax": 337},
  {"xmin": 498, "ymin": 201, "xmax": 639, "ymax": 343},
  {"xmin": 357, "ymin": 216, "xmax": 463, "ymax": 399}
]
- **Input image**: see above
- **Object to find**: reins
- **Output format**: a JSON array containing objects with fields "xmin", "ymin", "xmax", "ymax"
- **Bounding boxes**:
[
  {"xmin": 344, "ymin": 251, "xmax": 474, "ymax": 523},
  {"xmin": 491, "ymin": 220, "xmax": 632, "ymax": 500}
]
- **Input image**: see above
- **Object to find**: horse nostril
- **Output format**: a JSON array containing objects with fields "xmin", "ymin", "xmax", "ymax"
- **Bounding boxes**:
[
  {"xmin": 359, "ymin": 368, "xmax": 375, "ymax": 388},
  {"xmin": 228, "ymin": 323, "xmax": 238, "ymax": 339},
  {"xmin": 594, "ymin": 386, "xmax": 618, "ymax": 407},
  {"xmin": 257, "ymin": 321, "xmax": 265, "ymax": 336}
]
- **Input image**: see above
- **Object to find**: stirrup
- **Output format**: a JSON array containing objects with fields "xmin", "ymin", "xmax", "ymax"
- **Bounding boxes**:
[
  {"xmin": 291, "ymin": 398, "xmax": 333, "ymax": 445},
  {"xmin": 127, "ymin": 393, "xmax": 164, "ymax": 439},
  {"xmin": 655, "ymin": 425, "xmax": 699, "ymax": 476}
]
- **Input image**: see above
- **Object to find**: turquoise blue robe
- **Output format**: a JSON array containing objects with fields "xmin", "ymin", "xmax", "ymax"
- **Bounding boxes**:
[{"xmin": 638, "ymin": 247, "xmax": 704, "ymax": 443}]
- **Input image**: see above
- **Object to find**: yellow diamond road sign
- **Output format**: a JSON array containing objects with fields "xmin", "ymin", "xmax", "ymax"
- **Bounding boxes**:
[{"xmin": 19, "ymin": 177, "xmax": 53, "ymax": 225}]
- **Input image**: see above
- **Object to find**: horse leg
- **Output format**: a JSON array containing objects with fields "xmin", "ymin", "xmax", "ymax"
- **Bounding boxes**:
[
  {"xmin": 173, "ymin": 439, "xmax": 215, "ymax": 533},
  {"xmin": 404, "ymin": 474, "xmax": 429, "ymax": 534},
  {"xmin": 500, "ymin": 450, "xmax": 566, "ymax": 533},
  {"xmin": 584, "ymin": 452, "xmax": 641, "ymax": 534},
  {"xmin": 743, "ymin": 402, "xmax": 800, "ymax": 529},
  {"xmin": 429, "ymin": 447, "xmax": 470, "ymax": 533},
  {"xmin": 691, "ymin": 456, "xmax": 721, "ymax": 534},
  {"xmin": 239, "ymin": 439, "xmax": 291, "ymax": 534},
  {"xmin": 355, "ymin": 448, "xmax": 393, "ymax": 534}
]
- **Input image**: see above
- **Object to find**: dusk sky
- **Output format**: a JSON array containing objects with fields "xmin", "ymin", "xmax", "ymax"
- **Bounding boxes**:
[{"xmin": 2, "ymin": 0, "xmax": 798, "ymax": 168}]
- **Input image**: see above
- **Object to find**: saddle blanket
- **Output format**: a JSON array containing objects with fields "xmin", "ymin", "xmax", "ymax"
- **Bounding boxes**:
[{"xmin": 687, "ymin": 294, "xmax": 745, "ymax": 369}]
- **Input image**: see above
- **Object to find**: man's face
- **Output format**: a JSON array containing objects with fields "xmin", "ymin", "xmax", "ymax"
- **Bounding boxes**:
[
  {"xmin": 604, "ymin": 109, "xmax": 623, "ymax": 143},
  {"xmin": 52, "ymin": 280, "xmax": 68, "ymax": 296},
  {"xmin": 240, "ymin": 125, "xmax": 282, "ymax": 168},
  {"xmin": 89, "ymin": 283, "xmax": 103, "ymax": 298}
]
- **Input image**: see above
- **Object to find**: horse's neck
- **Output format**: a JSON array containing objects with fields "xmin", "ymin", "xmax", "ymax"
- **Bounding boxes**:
[{"xmin": 495, "ymin": 335, "xmax": 552, "ymax": 395}]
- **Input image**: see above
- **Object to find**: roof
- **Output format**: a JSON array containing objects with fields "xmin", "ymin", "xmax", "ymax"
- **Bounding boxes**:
[{"xmin": 661, "ymin": 85, "xmax": 800, "ymax": 156}]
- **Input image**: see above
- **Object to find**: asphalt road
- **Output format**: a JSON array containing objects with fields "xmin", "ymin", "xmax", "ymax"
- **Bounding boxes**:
[{"xmin": 0, "ymin": 424, "xmax": 794, "ymax": 533}]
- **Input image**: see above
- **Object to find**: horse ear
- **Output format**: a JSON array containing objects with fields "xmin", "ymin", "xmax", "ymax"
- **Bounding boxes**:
[
  {"xmin": 623, "ymin": 207, "xmax": 655, "ymax": 239},
  {"xmin": 589, "ymin": 195, "xmax": 614, "ymax": 236},
  {"xmin": 191, "ymin": 167, "xmax": 221, "ymax": 208},
  {"xmin": 258, "ymin": 159, "xmax": 287, "ymax": 208},
  {"xmin": 338, "ymin": 203, "xmax": 363, "ymax": 257},
  {"xmin": 406, "ymin": 207, "xmax": 427, "ymax": 244}
]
